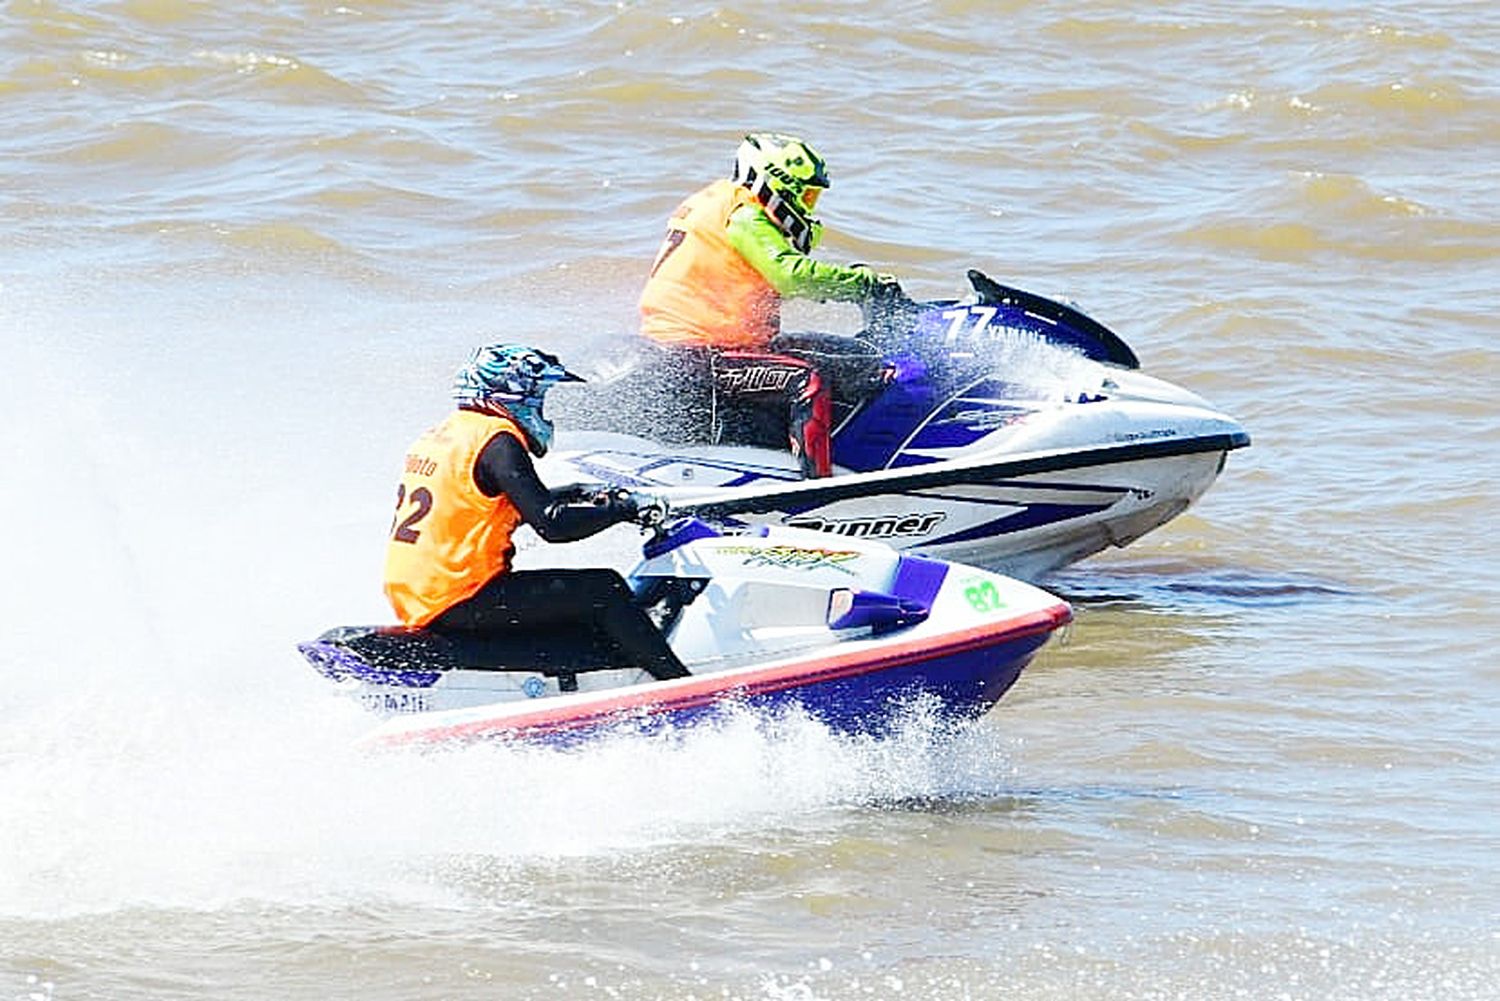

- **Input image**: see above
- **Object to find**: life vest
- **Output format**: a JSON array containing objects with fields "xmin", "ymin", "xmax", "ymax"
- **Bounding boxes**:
[
  {"xmin": 382, "ymin": 409, "xmax": 525, "ymax": 626},
  {"xmin": 639, "ymin": 179, "xmax": 780, "ymax": 349}
]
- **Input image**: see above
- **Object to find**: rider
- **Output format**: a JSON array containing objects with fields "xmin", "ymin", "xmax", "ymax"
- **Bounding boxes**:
[
  {"xmin": 383, "ymin": 343, "xmax": 688, "ymax": 679},
  {"xmin": 638, "ymin": 132, "xmax": 903, "ymax": 478}
]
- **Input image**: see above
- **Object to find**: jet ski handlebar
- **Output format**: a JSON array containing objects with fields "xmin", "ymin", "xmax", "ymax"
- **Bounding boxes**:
[
  {"xmin": 629, "ymin": 492, "xmax": 670, "ymax": 531},
  {"xmin": 554, "ymin": 484, "xmax": 671, "ymax": 534}
]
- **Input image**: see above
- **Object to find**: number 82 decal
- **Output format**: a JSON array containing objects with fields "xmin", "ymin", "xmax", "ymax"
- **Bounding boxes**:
[{"xmin": 961, "ymin": 577, "xmax": 1007, "ymax": 614}]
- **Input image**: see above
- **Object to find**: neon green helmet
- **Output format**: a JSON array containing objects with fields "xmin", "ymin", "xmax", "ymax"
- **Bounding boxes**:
[
  {"xmin": 732, "ymin": 133, "xmax": 829, "ymax": 251},
  {"xmin": 733, "ymin": 133, "xmax": 830, "ymax": 203}
]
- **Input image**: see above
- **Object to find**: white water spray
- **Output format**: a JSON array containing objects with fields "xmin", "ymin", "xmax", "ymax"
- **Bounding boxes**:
[{"xmin": 0, "ymin": 281, "xmax": 1028, "ymax": 921}]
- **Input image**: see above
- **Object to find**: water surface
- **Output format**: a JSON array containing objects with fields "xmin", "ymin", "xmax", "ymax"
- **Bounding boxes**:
[{"xmin": 2, "ymin": 2, "xmax": 1497, "ymax": 998}]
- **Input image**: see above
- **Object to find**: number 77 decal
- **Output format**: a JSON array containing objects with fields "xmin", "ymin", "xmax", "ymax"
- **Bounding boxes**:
[{"xmin": 941, "ymin": 306, "xmax": 999, "ymax": 343}]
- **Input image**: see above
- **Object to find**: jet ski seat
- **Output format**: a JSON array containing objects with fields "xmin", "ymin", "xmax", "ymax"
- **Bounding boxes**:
[{"xmin": 313, "ymin": 614, "xmax": 688, "ymax": 690}]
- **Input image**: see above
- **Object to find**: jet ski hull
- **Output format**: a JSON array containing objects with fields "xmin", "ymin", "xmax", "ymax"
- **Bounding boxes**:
[
  {"xmin": 335, "ymin": 606, "xmax": 1064, "ymax": 748},
  {"xmin": 300, "ymin": 521, "xmax": 1072, "ymax": 747},
  {"xmin": 543, "ymin": 426, "xmax": 1245, "ymax": 580},
  {"xmin": 551, "ymin": 272, "xmax": 1250, "ymax": 578}
]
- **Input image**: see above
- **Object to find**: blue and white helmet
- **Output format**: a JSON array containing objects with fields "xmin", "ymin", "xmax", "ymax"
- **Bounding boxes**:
[{"xmin": 452, "ymin": 343, "xmax": 583, "ymax": 456}]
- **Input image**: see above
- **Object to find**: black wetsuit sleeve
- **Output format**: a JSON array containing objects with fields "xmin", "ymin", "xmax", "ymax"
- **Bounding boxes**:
[{"xmin": 474, "ymin": 433, "xmax": 634, "ymax": 543}]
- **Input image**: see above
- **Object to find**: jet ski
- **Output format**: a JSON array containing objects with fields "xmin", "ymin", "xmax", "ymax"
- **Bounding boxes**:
[
  {"xmin": 547, "ymin": 270, "xmax": 1250, "ymax": 580},
  {"xmin": 298, "ymin": 518, "xmax": 1072, "ymax": 748}
]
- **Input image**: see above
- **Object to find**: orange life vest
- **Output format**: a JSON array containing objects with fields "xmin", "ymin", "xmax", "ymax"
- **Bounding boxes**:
[
  {"xmin": 382, "ymin": 409, "xmax": 526, "ymax": 626},
  {"xmin": 638, "ymin": 179, "xmax": 780, "ymax": 350}
]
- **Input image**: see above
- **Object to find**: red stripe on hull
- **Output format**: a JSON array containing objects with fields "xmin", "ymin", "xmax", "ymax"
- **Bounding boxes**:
[{"xmin": 372, "ymin": 602, "xmax": 1071, "ymax": 748}]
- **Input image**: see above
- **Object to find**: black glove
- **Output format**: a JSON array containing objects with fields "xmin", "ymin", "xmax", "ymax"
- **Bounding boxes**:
[
  {"xmin": 590, "ymin": 488, "xmax": 668, "ymax": 529},
  {"xmin": 553, "ymin": 482, "xmax": 599, "ymax": 504},
  {"xmin": 867, "ymin": 273, "xmax": 906, "ymax": 304},
  {"xmin": 590, "ymin": 487, "xmax": 639, "ymax": 520}
]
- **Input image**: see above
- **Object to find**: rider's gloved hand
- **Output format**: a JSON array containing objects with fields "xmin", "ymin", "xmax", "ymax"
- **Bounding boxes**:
[
  {"xmin": 867, "ymin": 273, "xmax": 905, "ymax": 304},
  {"xmin": 851, "ymin": 264, "xmax": 904, "ymax": 302},
  {"xmin": 554, "ymin": 483, "xmax": 598, "ymax": 504},
  {"xmin": 591, "ymin": 488, "xmax": 669, "ymax": 529},
  {"xmin": 590, "ymin": 487, "xmax": 639, "ymax": 519}
]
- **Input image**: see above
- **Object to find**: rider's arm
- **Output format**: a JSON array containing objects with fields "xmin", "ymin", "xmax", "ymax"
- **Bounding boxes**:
[
  {"xmin": 726, "ymin": 205, "xmax": 878, "ymax": 302},
  {"xmin": 474, "ymin": 433, "xmax": 636, "ymax": 543}
]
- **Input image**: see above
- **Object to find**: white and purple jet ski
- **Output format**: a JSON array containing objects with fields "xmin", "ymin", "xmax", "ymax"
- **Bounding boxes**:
[
  {"xmin": 548, "ymin": 270, "xmax": 1250, "ymax": 580},
  {"xmin": 298, "ymin": 518, "xmax": 1071, "ymax": 748}
]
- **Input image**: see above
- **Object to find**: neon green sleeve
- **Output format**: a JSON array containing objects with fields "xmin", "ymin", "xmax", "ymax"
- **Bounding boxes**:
[{"xmin": 726, "ymin": 205, "xmax": 877, "ymax": 302}]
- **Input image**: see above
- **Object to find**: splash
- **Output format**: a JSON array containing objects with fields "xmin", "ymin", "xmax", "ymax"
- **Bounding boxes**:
[
  {"xmin": 967, "ymin": 326, "xmax": 1109, "ymax": 402},
  {"xmin": 0, "ymin": 685, "xmax": 1020, "ymax": 918}
]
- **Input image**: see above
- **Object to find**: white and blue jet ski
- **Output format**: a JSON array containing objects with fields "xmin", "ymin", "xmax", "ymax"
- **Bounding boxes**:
[
  {"xmin": 548, "ymin": 270, "xmax": 1250, "ymax": 580},
  {"xmin": 298, "ymin": 518, "xmax": 1071, "ymax": 748}
]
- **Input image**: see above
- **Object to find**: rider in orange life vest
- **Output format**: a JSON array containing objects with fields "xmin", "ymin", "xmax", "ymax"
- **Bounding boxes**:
[
  {"xmin": 638, "ymin": 132, "xmax": 904, "ymax": 478},
  {"xmin": 383, "ymin": 344, "xmax": 687, "ymax": 680}
]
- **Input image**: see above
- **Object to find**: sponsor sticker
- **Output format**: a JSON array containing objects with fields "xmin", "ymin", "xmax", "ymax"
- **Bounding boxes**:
[
  {"xmin": 715, "ymin": 365, "xmax": 799, "ymax": 393},
  {"xmin": 714, "ymin": 544, "xmax": 861, "ymax": 574},
  {"xmin": 361, "ymin": 690, "xmax": 433, "ymax": 714},
  {"xmin": 1113, "ymin": 428, "xmax": 1176, "ymax": 441},
  {"xmin": 786, "ymin": 511, "xmax": 947, "ymax": 539},
  {"xmin": 952, "ymin": 408, "xmax": 1027, "ymax": 430}
]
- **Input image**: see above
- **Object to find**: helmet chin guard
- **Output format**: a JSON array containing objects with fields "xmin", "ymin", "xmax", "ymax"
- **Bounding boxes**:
[{"xmin": 502, "ymin": 400, "xmax": 554, "ymax": 456}]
